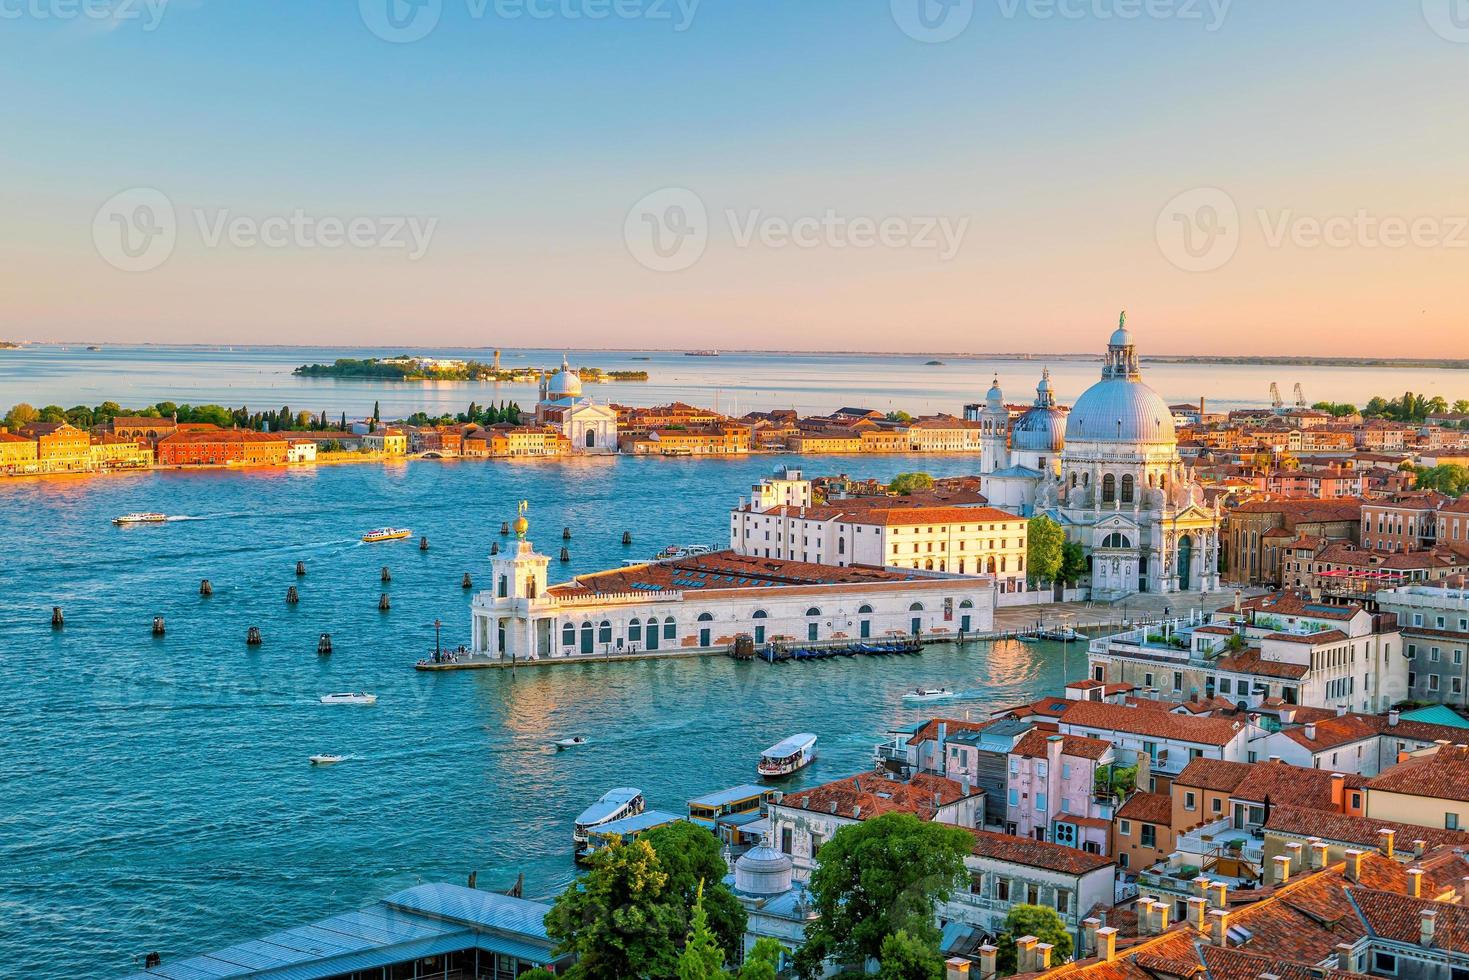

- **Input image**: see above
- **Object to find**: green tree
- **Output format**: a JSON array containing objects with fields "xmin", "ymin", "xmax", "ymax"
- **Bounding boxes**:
[
  {"xmin": 545, "ymin": 837, "xmax": 683, "ymax": 980},
  {"xmin": 39, "ymin": 404, "xmax": 66, "ymax": 423},
  {"xmin": 886, "ymin": 411, "xmax": 914, "ymax": 423},
  {"xmin": 643, "ymin": 822, "xmax": 747, "ymax": 959},
  {"xmin": 1058, "ymin": 540, "xmax": 1088, "ymax": 586},
  {"xmin": 65, "ymin": 405, "xmax": 95, "ymax": 427},
  {"xmin": 3, "ymin": 402, "xmax": 38, "ymax": 430},
  {"xmin": 994, "ymin": 905, "xmax": 1073, "ymax": 975},
  {"xmin": 677, "ymin": 881, "xmax": 727, "ymax": 980},
  {"xmin": 518, "ymin": 971, "xmax": 556, "ymax": 980},
  {"xmin": 1453, "ymin": 400, "xmax": 1469, "ymax": 415},
  {"xmin": 887, "ymin": 472, "xmax": 935, "ymax": 496},
  {"xmin": 736, "ymin": 939, "xmax": 786, "ymax": 980},
  {"xmin": 93, "ymin": 401, "xmax": 122, "ymax": 425},
  {"xmin": 1027, "ymin": 515, "xmax": 1064, "ymax": 584},
  {"xmin": 1414, "ymin": 464, "xmax": 1469, "ymax": 496},
  {"xmin": 372, "ymin": 400, "xmax": 381, "ymax": 424},
  {"xmin": 794, "ymin": 813, "xmax": 972, "ymax": 977},
  {"xmin": 877, "ymin": 929, "xmax": 944, "ymax": 980}
]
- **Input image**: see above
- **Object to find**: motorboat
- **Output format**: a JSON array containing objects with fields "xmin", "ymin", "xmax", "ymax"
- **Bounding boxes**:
[
  {"xmin": 362, "ymin": 527, "xmax": 411, "ymax": 543},
  {"xmin": 573, "ymin": 788, "xmax": 645, "ymax": 855},
  {"xmin": 319, "ymin": 692, "xmax": 377, "ymax": 705},
  {"xmin": 555, "ymin": 736, "xmax": 591, "ymax": 750},
  {"xmin": 903, "ymin": 687, "xmax": 956, "ymax": 702},
  {"xmin": 758, "ymin": 733, "xmax": 817, "ymax": 778},
  {"xmin": 309, "ymin": 754, "xmax": 345, "ymax": 765},
  {"xmin": 113, "ymin": 512, "xmax": 168, "ymax": 525}
]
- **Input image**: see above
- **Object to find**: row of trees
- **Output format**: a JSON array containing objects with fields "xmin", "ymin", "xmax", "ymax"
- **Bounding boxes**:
[
  {"xmin": 1414, "ymin": 463, "xmax": 1469, "ymax": 496},
  {"xmin": 1313, "ymin": 393, "xmax": 1469, "ymax": 424},
  {"xmin": 2, "ymin": 400, "xmax": 355, "ymax": 433},
  {"xmin": 402, "ymin": 401, "xmax": 526, "ymax": 428},
  {"xmin": 546, "ymin": 813, "xmax": 1072, "ymax": 980}
]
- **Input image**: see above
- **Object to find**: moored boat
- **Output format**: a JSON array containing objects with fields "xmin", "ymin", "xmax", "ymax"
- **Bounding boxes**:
[
  {"xmin": 757, "ymin": 733, "xmax": 817, "ymax": 778},
  {"xmin": 319, "ymin": 692, "xmax": 377, "ymax": 705},
  {"xmin": 362, "ymin": 527, "xmax": 411, "ymax": 543},
  {"xmin": 573, "ymin": 787, "xmax": 645, "ymax": 857},
  {"xmin": 113, "ymin": 512, "xmax": 168, "ymax": 525}
]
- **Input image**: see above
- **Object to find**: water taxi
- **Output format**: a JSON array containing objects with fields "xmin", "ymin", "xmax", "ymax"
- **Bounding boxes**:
[
  {"xmin": 361, "ymin": 527, "xmax": 411, "ymax": 543},
  {"xmin": 902, "ymin": 687, "xmax": 956, "ymax": 702},
  {"xmin": 757, "ymin": 733, "xmax": 817, "ymax": 778},
  {"xmin": 309, "ymin": 754, "xmax": 345, "ymax": 765},
  {"xmin": 319, "ymin": 692, "xmax": 377, "ymax": 705},
  {"xmin": 113, "ymin": 512, "xmax": 168, "ymax": 525},
  {"xmin": 688, "ymin": 784, "xmax": 778, "ymax": 845},
  {"xmin": 580, "ymin": 810, "xmax": 684, "ymax": 859},
  {"xmin": 554, "ymin": 736, "xmax": 591, "ymax": 750},
  {"xmin": 573, "ymin": 787, "xmax": 645, "ymax": 857}
]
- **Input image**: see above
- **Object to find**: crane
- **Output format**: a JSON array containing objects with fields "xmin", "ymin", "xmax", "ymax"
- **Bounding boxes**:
[
  {"xmin": 1294, "ymin": 383, "xmax": 1308, "ymax": 409},
  {"xmin": 1270, "ymin": 382, "xmax": 1283, "ymax": 412}
]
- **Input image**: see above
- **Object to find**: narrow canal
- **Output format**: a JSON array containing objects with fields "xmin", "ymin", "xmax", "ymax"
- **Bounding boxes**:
[{"xmin": 0, "ymin": 454, "xmax": 1070, "ymax": 978}]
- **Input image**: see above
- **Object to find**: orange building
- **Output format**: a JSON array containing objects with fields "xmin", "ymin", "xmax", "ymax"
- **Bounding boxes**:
[
  {"xmin": 620, "ymin": 426, "xmax": 751, "ymax": 456},
  {"xmin": 157, "ymin": 428, "xmax": 290, "ymax": 466},
  {"xmin": 21, "ymin": 421, "xmax": 92, "ymax": 471}
]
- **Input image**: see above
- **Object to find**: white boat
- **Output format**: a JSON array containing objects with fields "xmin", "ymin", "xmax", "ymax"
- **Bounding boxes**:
[
  {"xmin": 758, "ymin": 733, "xmax": 818, "ymax": 778},
  {"xmin": 903, "ymin": 687, "xmax": 956, "ymax": 702},
  {"xmin": 319, "ymin": 692, "xmax": 377, "ymax": 705},
  {"xmin": 113, "ymin": 512, "xmax": 168, "ymax": 525},
  {"xmin": 555, "ymin": 736, "xmax": 591, "ymax": 750},
  {"xmin": 362, "ymin": 527, "xmax": 411, "ymax": 543},
  {"xmin": 309, "ymin": 754, "xmax": 344, "ymax": 765},
  {"xmin": 573, "ymin": 788, "xmax": 645, "ymax": 854}
]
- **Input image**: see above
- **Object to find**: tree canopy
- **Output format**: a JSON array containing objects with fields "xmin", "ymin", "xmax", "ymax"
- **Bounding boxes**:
[
  {"xmin": 1058, "ymin": 540, "xmax": 1088, "ymax": 586},
  {"xmin": 877, "ymin": 929, "xmax": 945, "ymax": 980},
  {"xmin": 1414, "ymin": 464, "xmax": 1469, "ymax": 496},
  {"xmin": 794, "ymin": 812, "xmax": 973, "ymax": 977},
  {"xmin": 642, "ymin": 820, "xmax": 747, "ymax": 958},
  {"xmin": 888, "ymin": 472, "xmax": 935, "ymax": 496},
  {"xmin": 994, "ymin": 904, "xmax": 1073, "ymax": 975},
  {"xmin": 1027, "ymin": 515, "xmax": 1065, "ymax": 584}
]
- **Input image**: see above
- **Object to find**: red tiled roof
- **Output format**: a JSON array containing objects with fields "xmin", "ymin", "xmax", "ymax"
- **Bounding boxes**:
[
  {"xmin": 549, "ymin": 550, "xmax": 933, "ymax": 597},
  {"xmin": 1351, "ymin": 887, "xmax": 1469, "ymax": 952},
  {"xmin": 781, "ymin": 772, "xmax": 979, "ymax": 821},
  {"xmin": 1368, "ymin": 745, "xmax": 1469, "ymax": 802},
  {"xmin": 1011, "ymin": 729, "xmax": 1113, "ymax": 762},
  {"xmin": 967, "ymin": 828, "xmax": 1114, "ymax": 876},
  {"xmin": 1213, "ymin": 647, "xmax": 1308, "ymax": 679},
  {"xmin": 1059, "ymin": 700, "xmax": 1245, "ymax": 746},
  {"xmin": 1283, "ymin": 714, "xmax": 1469, "ymax": 753},
  {"xmin": 1116, "ymin": 791, "xmax": 1172, "ymax": 825},
  {"xmin": 844, "ymin": 506, "xmax": 1022, "ymax": 527},
  {"xmin": 1264, "ymin": 803, "xmax": 1469, "ymax": 850},
  {"xmin": 1174, "ymin": 758, "xmax": 1250, "ymax": 793}
]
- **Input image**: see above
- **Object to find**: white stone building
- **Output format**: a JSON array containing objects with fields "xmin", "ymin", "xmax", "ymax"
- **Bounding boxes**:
[
  {"xmin": 469, "ymin": 514, "xmax": 996, "ymax": 660},
  {"xmin": 534, "ymin": 356, "xmax": 618, "ymax": 453}
]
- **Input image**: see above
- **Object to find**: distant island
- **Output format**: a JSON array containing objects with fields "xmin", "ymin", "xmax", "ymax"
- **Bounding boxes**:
[
  {"xmin": 0, "ymin": 341, "xmax": 19, "ymax": 349},
  {"xmin": 293, "ymin": 356, "xmax": 648, "ymax": 383},
  {"xmin": 1143, "ymin": 355, "xmax": 1469, "ymax": 370}
]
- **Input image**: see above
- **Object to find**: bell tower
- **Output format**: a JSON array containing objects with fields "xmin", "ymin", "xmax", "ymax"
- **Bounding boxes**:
[
  {"xmin": 492, "ymin": 501, "xmax": 550, "ymax": 602},
  {"xmin": 980, "ymin": 375, "xmax": 1009, "ymax": 473}
]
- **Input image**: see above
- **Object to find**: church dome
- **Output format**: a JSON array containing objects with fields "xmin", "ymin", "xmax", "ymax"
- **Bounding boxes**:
[
  {"xmin": 1067, "ymin": 378, "xmax": 1175, "ymax": 445},
  {"xmin": 547, "ymin": 356, "xmax": 582, "ymax": 398},
  {"xmin": 734, "ymin": 839, "xmax": 794, "ymax": 896},
  {"xmin": 985, "ymin": 375, "xmax": 1004, "ymax": 408},
  {"xmin": 1110, "ymin": 325, "xmax": 1133, "ymax": 348},
  {"xmin": 1012, "ymin": 405, "xmax": 1067, "ymax": 452}
]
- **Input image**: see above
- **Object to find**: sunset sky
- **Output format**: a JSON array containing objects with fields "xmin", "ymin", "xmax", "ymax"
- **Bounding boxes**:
[{"xmin": 2, "ymin": 1, "xmax": 1466, "ymax": 354}]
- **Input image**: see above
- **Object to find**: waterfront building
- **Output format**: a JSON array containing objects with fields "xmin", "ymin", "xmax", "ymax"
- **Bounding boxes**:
[
  {"xmin": 361, "ymin": 426, "xmax": 407, "ymax": 455},
  {"xmin": 620, "ymin": 425, "xmax": 751, "ymax": 455},
  {"xmin": 979, "ymin": 316, "xmax": 1223, "ymax": 598},
  {"xmin": 20, "ymin": 420, "xmax": 92, "ymax": 471},
  {"xmin": 906, "ymin": 414, "xmax": 986, "ymax": 453},
  {"xmin": 1378, "ymin": 585, "xmax": 1469, "ymax": 706},
  {"xmin": 1085, "ymin": 590, "xmax": 1405, "ymax": 713},
  {"xmin": 1056, "ymin": 700, "xmax": 1250, "ymax": 791},
  {"xmin": 534, "ymin": 356, "xmax": 617, "ymax": 453},
  {"xmin": 88, "ymin": 435, "xmax": 153, "ymax": 470},
  {"xmin": 1248, "ymin": 708, "xmax": 1469, "ymax": 776},
  {"xmin": 0, "ymin": 427, "xmax": 38, "ymax": 474},
  {"xmin": 120, "ymin": 882, "xmax": 567, "ymax": 980},
  {"xmin": 109, "ymin": 415, "xmax": 178, "ymax": 445},
  {"xmin": 1361, "ymin": 491, "xmax": 1454, "ymax": 552},
  {"xmin": 469, "ymin": 510, "xmax": 995, "ymax": 660},
  {"xmin": 156, "ymin": 427, "xmax": 290, "ymax": 466}
]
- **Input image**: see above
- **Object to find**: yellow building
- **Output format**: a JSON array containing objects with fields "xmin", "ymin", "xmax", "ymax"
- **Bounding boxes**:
[
  {"xmin": 786, "ymin": 429, "xmax": 861, "ymax": 454},
  {"xmin": 0, "ymin": 429, "xmax": 38, "ymax": 474},
  {"xmin": 362, "ymin": 427, "xmax": 408, "ymax": 455},
  {"xmin": 90, "ymin": 438, "xmax": 154, "ymax": 470},
  {"xmin": 1365, "ymin": 744, "xmax": 1469, "ymax": 832}
]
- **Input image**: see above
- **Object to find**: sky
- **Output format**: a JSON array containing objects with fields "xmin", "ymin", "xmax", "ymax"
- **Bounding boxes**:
[{"xmin": 1, "ymin": 0, "xmax": 1467, "ymax": 355}]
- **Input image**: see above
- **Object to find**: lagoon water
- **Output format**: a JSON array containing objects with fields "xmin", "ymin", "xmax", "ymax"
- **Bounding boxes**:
[{"xmin": 1, "ymin": 453, "xmax": 1076, "ymax": 979}]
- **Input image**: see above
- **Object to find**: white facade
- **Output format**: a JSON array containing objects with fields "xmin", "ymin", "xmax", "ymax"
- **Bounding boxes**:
[{"xmin": 534, "ymin": 356, "xmax": 618, "ymax": 453}]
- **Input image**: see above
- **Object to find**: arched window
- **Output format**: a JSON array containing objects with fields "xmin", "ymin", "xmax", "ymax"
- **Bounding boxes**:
[
  {"xmin": 1083, "ymin": 472, "xmax": 1090, "ymax": 486},
  {"xmin": 960, "ymin": 599, "xmax": 974, "ymax": 609},
  {"xmin": 838, "ymin": 537, "xmax": 846, "ymax": 554},
  {"xmin": 805, "ymin": 607, "xmax": 821, "ymax": 617},
  {"xmin": 598, "ymin": 620, "xmax": 612, "ymax": 644},
  {"xmin": 561, "ymin": 623, "xmax": 575, "ymax": 646},
  {"xmin": 628, "ymin": 618, "xmax": 642, "ymax": 642},
  {"xmin": 663, "ymin": 616, "xmax": 676, "ymax": 639},
  {"xmin": 581, "ymin": 621, "xmax": 594, "ymax": 644},
  {"xmin": 1102, "ymin": 473, "xmax": 1117, "ymax": 503},
  {"xmin": 925, "ymin": 559, "xmax": 934, "ymax": 570},
  {"xmin": 697, "ymin": 612, "xmax": 714, "ymax": 622},
  {"xmin": 584, "ymin": 429, "xmax": 596, "ymax": 449},
  {"xmin": 909, "ymin": 601, "xmax": 924, "ymax": 611},
  {"xmin": 753, "ymin": 610, "xmax": 768, "ymax": 619},
  {"xmin": 1102, "ymin": 532, "xmax": 1132, "ymax": 549},
  {"xmin": 858, "ymin": 604, "xmax": 873, "ymax": 614},
  {"xmin": 1121, "ymin": 474, "xmax": 1135, "ymax": 503},
  {"xmin": 1071, "ymin": 472, "xmax": 1078, "ymax": 488}
]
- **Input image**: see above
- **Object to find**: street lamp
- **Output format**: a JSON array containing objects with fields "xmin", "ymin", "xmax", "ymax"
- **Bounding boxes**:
[{"xmin": 434, "ymin": 618, "xmax": 442, "ymax": 660}]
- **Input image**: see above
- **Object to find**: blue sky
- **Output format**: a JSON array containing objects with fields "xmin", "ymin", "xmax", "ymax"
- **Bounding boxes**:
[{"xmin": 3, "ymin": 1, "xmax": 1467, "ymax": 353}]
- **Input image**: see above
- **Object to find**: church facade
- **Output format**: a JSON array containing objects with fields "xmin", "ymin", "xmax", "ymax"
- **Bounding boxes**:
[
  {"xmin": 533, "ymin": 357, "xmax": 618, "ymax": 453},
  {"xmin": 980, "ymin": 317, "xmax": 1222, "ymax": 599}
]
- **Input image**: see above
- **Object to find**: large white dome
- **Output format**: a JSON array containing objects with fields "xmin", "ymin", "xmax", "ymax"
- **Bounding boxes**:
[
  {"xmin": 547, "ymin": 355, "xmax": 582, "ymax": 398},
  {"xmin": 1067, "ymin": 378, "xmax": 1175, "ymax": 445}
]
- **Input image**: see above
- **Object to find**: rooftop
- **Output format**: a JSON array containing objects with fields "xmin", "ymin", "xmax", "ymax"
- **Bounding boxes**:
[{"xmin": 549, "ymin": 549, "xmax": 949, "ymax": 598}]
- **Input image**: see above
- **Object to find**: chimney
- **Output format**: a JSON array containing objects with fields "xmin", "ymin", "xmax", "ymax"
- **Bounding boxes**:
[
  {"xmin": 1155, "ymin": 903, "xmax": 1171, "ymax": 932},
  {"xmin": 1310, "ymin": 840, "xmax": 1329, "ymax": 870},
  {"xmin": 1335, "ymin": 943, "xmax": 1354, "ymax": 973},
  {"xmin": 1187, "ymin": 896, "xmax": 1208, "ymax": 932},
  {"xmin": 1304, "ymin": 723, "xmax": 1316, "ymax": 741},
  {"xmin": 1461, "ymin": 876, "xmax": 1469, "ymax": 903},
  {"xmin": 1330, "ymin": 773, "xmax": 1345, "ymax": 809},
  {"xmin": 1420, "ymin": 909, "xmax": 1437, "ymax": 948},
  {"xmin": 1137, "ymin": 899, "xmax": 1156, "ymax": 935},
  {"xmin": 1336, "ymin": 704, "xmax": 1347, "ymax": 717},
  {"xmin": 1407, "ymin": 867, "xmax": 1424, "ymax": 898},
  {"xmin": 1344, "ymin": 849, "xmax": 1364, "ymax": 882},
  {"xmin": 1272, "ymin": 855, "xmax": 1292, "ymax": 886},
  {"xmin": 1209, "ymin": 881, "xmax": 1228, "ymax": 909},
  {"xmin": 1097, "ymin": 927, "xmax": 1118, "ymax": 962},
  {"xmin": 1285, "ymin": 841, "xmax": 1304, "ymax": 872},
  {"xmin": 1379, "ymin": 828, "xmax": 1396, "ymax": 858},
  {"xmin": 1016, "ymin": 935, "xmax": 1038, "ymax": 973},
  {"xmin": 1413, "ymin": 839, "xmax": 1427, "ymax": 858},
  {"xmin": 1389, "ymin": 709, "xmax": 1400, "ymax": 727},
  {"xmin": 1036, "ymin": 944, "xmax": 1054, "ymax": 971},
  {"xmin": 977, "ymin": 945, "xmax": 998, "ymax": 980},
  {"xmin": 1193, "ymin": 875, "xmax": 1212, "ymax": 899},
  {"xmin": 1208, "ymin": 908, "xmax": 1230, "ymax": 947},
  {"xmin": 947, "ymin": 957, "xmax": 972, "ymax": 980},
  {"xmin": 1082, "ymin": 918, "xmax": 1100, "ymax": 958},
  {"xmin": 1268, "ymin": 754, "xmax": 1282, "ymax": 763}
]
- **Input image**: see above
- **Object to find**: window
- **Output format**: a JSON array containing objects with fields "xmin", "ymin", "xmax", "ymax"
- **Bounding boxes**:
[
  {"xmin": 1184, "ymin": 791, "xmax": 1197, "ymax": 811},
  {"xmin": 1055, "ymin": 888, "xmax": 1071, "ymax": 914},
  {"xmin": 1102, "ymin": 473, "xmax": 1116, "ymax": 503},
  {"xmin": 1144, "ymin": 672, "xmax": 1154, "ymax": 688},
  {"xmin": 1008, "ymin": 789, "xmax": 1019, "ymax": 807},
  {"xmin": 1121, "ymin": 474, "xmax": 1135, "ymax": 503},
  {"xmin": 996, "ymin": 878, "xmax": 1011, "ymax": 902},
  {"xmin": 1373, "ymin": 952, "xmax": 1397, "ymax": 976},
  {"xmin": 1119, "ymin": 819, "xmax": 1132, "ymax": 836},
  {"xmin": 598, "ymin": 620, "xmax": 612, "ymax": 644},
  {"xmin": 628, "ymin": 618, "xmax": 641, "ymax": 642},
  {"xmin": 780, "ymin": 827, "xmax": 793, "ymax": 854},
  {"xmin": 1448, "ymin": 813, "xmax": 1461, "ymax": 830},
  {"xmin": 1211, "ymin": 796, "xmax": 1223, "ymax": 815},
  {"xmin": 561, "ymin": 623, "xmax": 575, "ymax": 646},
  {"xmin": 663, "ymin": 616, "xmax": 676, "ymax": 639},
  {"xmin": 1036, "ymin": 792, "xmax": 1047, "ymax": 812},
  {"xmin": 1140, "ymin": 824, "xmax": 1157, "ymax": 848},
  {"xmin": 1142, "ymin": 741, "xmax": 1158, "ymax": 762}
]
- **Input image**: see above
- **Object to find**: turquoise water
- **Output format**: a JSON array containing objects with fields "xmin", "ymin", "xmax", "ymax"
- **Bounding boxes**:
[{"xmin": 0, "ymin": 453, "xmax": 1069, "ymax": 978}]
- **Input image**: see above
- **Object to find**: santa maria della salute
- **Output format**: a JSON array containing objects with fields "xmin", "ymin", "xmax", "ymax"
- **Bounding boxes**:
[{"xmin": 981, "ymin": 314, "xmax": 1222, "ymax": 598}]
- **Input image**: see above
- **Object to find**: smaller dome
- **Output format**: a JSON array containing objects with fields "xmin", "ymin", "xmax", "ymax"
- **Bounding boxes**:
[
  {"xmin": 734, "ymin": 839, "xmax": 794, "ymax": 896},
  {"xmin": 547, "ymin": 355, "xmax": 582, "ymax": 398},
  {"xmin": 1012, "ymin": 406, "xmax": 1066, "ymax": 453},
  {"xmin": 1110, "ymin": 326, "xmax": 1133, "ymax": 348},
  {"xmin": 986, "ymin": 375, "xmax": 1004, "ymax": 407}
]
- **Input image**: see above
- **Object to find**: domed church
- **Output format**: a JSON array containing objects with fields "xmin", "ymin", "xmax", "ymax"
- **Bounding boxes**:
[
  {"xmin": 981, "ymin": 314, "xmax": 1222, "ymax": 599},
  {"xmin": 534, "ymin": 355, "xmax": 618, "ymax": 453}
]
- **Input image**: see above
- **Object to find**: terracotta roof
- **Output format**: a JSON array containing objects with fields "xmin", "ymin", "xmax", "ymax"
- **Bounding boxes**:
[
  {"xmin": 1368, "ymin": 745, "xmax": 1469, "ymax": 802},
  {"xmin": 780, "ymin": 772, "xmax": 979, "ymax": 821},
  {"xmin": 1212, "ymin": 647, "xmax": 1309, "ymax": 679},
  {"xmin": 1228, "ymin": 498, "xmax": 1363, "ymax": 522},
  {"xmin": 1282, "ymin": 714, "xmax": 1469, "ymax": 753},
  {"xmin": 1230, "ymin": 760, "xmax": 1366, "ymax": 806},
  {"xmin": 1059, "ymin": 701, "xmax": 1245, "ymax": 746},
  {"xmin": 1351, "ymin": 887, "xmax": 1469, "ymax": 952},
  {"xmin": 1175, "ymin": 758, "xmax": 1250, "ymax": 793},
  {"xmin": 159, "ymin": 429, "xmax": 287, "ymax": 445},
  {"xmin": 843, "ymin": 506, "xmax": 1022, "ymax": 527},
  {"xmin": 1116, "ymin": 791, "xmax": 1171, "ymax": 825},
  {"xmin": 908, "ymin": 717, "xmax": 994, "ymax": 745},
  {"xmin": 1264, "ymin": 803, "xmax": 1469, "ymax": 850},
  {"xmin": 1011, "ymin": 729, "xmax": 1113, "ymax": 761},
  {"xmin": 967, "ymin": 828, "xmax": 1114, "ymax": 876},
  {"xmin": 1225, "ymin": 591, "xmax": 1363, "ymax": 620},
  {"xmin": 1259, "ymin": 629, "xmax": 1349, "ymax": 647},
  {"xmin": 549, "ymin": 550, "xmax": 933, "ymax": 598}
]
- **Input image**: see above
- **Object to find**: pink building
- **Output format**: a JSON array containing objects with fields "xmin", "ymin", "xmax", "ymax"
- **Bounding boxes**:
[{"xmin": 1005, "ymin": 730, "xmax": 1116, "ymax": 854}]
